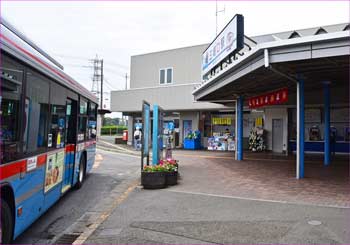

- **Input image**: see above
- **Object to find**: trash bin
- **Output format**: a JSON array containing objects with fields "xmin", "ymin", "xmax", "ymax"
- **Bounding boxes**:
[{"xmin": 123, "ymin": 130, "xmax": 128, "ymax": 141}]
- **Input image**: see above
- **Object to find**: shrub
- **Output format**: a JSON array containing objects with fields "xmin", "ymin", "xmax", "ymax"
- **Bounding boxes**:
[{"xmin": 100, "ymin": 125, "xmax": 127, "ymax": 135}]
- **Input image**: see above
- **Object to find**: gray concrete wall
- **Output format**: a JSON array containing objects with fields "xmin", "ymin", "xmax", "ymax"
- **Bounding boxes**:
[
  {"xmin": 130, "ymin": 44, "xmax": 208, "ymax": 89},
  {"xmin": 111, "ymin": 84, "xmax": 233, "ymax": 113},
  {"xmin": 127, "ymin": 116, "xmax": 133, "ymax": 145}
]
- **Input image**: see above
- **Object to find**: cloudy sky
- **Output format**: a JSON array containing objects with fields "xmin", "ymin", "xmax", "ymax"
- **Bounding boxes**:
[{"xmin": 2, "ymin": 1, "xmax": 349, "ymax": 113}]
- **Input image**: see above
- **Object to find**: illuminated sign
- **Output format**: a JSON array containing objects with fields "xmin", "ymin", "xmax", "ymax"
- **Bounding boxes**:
[{"xmin": 202, "ymin": 14, "xmax": 244, "ymax": 75}]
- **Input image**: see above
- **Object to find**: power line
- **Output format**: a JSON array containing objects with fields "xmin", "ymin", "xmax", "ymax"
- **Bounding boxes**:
[
  {"xmin": 54, "ymin": 53, "xmax": 129, "ymax": 69},
  {"xmin": 103, "ymin": 78, "xmax": 117, "ymax": 91},
  {"xmin": 63, "ymin": 63, "xmax": 126, "ymax": 78}
]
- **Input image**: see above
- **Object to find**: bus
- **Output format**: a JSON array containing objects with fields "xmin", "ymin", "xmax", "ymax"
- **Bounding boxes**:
[{"xmin": 0, "ymin": 18, "xmax": 98, "ymax": 244}]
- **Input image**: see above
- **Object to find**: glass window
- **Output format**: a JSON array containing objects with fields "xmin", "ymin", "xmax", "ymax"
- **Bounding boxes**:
[
  {"xmin": 49, "ymin": 105, "xmax": 66, "ymax": 149},
  {"xmin": 166, "ymin": 68, "xmax": 172, "ymax": 84},
  {"xmin": 80, "ymin": 98, "xmax": 87, "ymax": 115},
  {"xmin": 88, "ymin": 102, "xmax": 97, "ymax": 139},
  {"xmin": 159, "ymin": 69, "xmax": 165, "ymax": 84},
  {"xmin": 24, "ymin": 70, "xmax": 50, "ymax": 154},
  {"xmin": 0, "ymin": 54, "xmax": 24, "ymax": 163},
  {"xmin": 78, "ymin": 116, "xmax": 87, "ymax": 141},
  {"xmin": 49, "ymin": 82, "xmax": 67, "ymax": 149}
]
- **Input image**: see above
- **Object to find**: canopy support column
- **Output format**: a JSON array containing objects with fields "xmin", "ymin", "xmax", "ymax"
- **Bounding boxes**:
[
  {"xmin": 237, "ymin": 96, "xmax": 244, "ymax": 161},
  {"xmin": 323, "ymin": 81, "xmax": 331, "ymax": 166},
  {"xmin": 296, "ymin": 76, "xmax": 305, "ymax": 179}
]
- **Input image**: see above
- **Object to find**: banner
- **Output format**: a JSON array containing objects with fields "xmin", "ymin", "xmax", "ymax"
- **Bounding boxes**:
[
  {"xmin": 248, "ymin": 88, "xmax": 288, "ymax": 109},
  {"xmin": 212, "ymin": 117, "xmax": 232, "ymax": 125}
]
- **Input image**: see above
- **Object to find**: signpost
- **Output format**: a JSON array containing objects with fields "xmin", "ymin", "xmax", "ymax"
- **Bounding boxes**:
[
  {"xmin": 202, "ymin": 14, "xmax": 244, "ymax": 76},
  {"xmin": 152, "ymin": 105, "xmax": 164, "ymax": 165}
]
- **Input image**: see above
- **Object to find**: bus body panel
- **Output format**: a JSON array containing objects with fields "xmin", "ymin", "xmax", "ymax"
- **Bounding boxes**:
[
  {"xmin": 0, "ymin": 158, "xmax": 45, "ymax": 239},
  {"xmin": 86, "ymin": 142, "xmax": 96, "ymax": 173},
  {"xmin": 0, "ymin": 147, "xmax": 78, "ymax": 239}
]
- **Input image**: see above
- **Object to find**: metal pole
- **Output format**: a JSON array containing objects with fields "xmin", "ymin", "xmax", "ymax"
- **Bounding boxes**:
[
  {"xmin": 215, "ymin": 0, "xmax": 218, "ymax": 36},
  {"xmin": 323, "ymin": 82, "xmax": 331, "ymax": 166},
  {"xmin": 235, "ymin": 100, "xmax": 238, "ymax": 160},
  {"xmin": 237, "ymin": 96, "xmax": 244, "ymax": 161},
  {"xmin": 296, "ymin": 76, "xmax": 305, "ymax": 179}
]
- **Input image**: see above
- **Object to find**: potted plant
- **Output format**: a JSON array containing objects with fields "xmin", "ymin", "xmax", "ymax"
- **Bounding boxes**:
[
  {"xmin": 161, "ymin": 159, "xmax": 179, "ymax": 186},
  {"xmin": 141, "ymin": 165, "xmax": 167, "ymax": 189}
]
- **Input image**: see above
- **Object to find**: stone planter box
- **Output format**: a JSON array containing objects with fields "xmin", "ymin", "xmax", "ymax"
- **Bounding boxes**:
[{"xmin": 141, "ymin": 171, "xmax": 166, "ymax": 189}]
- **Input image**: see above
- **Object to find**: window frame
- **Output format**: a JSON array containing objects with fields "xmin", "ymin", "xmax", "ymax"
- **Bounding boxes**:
[{"xmin": 159, "ymin": 67, "xmax": 173, "ymax": 85}]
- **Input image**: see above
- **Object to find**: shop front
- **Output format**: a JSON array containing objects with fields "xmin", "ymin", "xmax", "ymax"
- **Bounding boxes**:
[{"xmin": 199, "ymin": 111, "xmax": 265, "ymax": 152}]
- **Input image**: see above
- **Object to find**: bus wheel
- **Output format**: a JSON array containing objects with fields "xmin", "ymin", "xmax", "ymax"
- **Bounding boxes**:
[
  {"xmin": 75, "ymin": 154, "xmax": 86, "ymax": 189},
  {"xmin": 1, "ymin": 198, "xmax": 13, "ymax": 244}
]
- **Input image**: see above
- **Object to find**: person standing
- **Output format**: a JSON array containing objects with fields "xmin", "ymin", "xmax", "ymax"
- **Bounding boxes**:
[{"xmin": 134, "ymin": 127, "xmax": 142, "ymax": 150}]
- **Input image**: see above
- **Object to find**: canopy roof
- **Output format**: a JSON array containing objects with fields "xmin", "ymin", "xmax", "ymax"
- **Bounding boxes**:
[{"xmin": 193, "ymin": 23, "xmax": 350, "ymax": 104}]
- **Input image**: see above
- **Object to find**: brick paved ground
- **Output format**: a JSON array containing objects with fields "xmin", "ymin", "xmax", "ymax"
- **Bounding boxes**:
[{"xmin": 172, "ymin": 151, "xmax": 350, "ymax": 208}]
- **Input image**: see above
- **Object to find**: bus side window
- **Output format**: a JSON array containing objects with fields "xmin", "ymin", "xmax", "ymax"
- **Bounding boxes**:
[
  {"xmin": 49, "ymin": 82, "xmax": 67, "ymax": 149},
  {"xmin": 24, "ymin": 70, "xmax": 49, "ymax": 155},
  {"xmin": 88, "ymin": 102, "xmax": 97, "ymax": 139},
  {"xmin": 0, "ymin": 55, "xmax": 24, "ymax": 163},
  {"xmin": 78, "ymin": 98, "xmax": 88, "ymax": 141}
]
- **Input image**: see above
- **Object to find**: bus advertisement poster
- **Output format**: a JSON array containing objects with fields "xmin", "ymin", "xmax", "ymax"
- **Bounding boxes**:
[{"xmin": 45, "ymin": 150, "xmax": 64, "ymax": 192}]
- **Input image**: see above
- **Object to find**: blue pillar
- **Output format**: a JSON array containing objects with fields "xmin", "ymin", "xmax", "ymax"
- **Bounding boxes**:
[
  {"xmin": 152, "ymin": 105, "xmax": 159, "ymax": 165},
  {"xmin": 297, "ymin": 77, "xmax": 305, "ymax": 179},
  {"xmin": 323, "ymin": 82, "xmax": 331, "ymax": 166},
  {"xmin": 237, "ymin": 96, "xmax": 244, "ymax": 161}
]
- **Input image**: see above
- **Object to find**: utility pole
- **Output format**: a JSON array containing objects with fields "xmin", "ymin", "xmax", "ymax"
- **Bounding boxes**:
[
  {"xmin": 100, "ymin": 59, "xmax": 104, "ymax": 109},
  {"xmin": 90, "ymin": 55, "xmax": 104, "ymax": 109}
]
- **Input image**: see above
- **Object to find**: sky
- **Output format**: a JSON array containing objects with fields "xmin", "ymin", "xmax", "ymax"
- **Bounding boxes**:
[{"xmin": 1, "ymin": 1, "xmax": 349, "ymax": 116}]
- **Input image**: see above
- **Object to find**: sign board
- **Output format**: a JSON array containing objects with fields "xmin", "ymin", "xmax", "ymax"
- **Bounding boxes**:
[
  {"xmin": 141, "ymin": 101, "xmax": 151, "ymax": 169},
  {"xmin": 27, "ymin": 157, "xmax": 37, "ymax": 172},
  {"xmin": 248, "ymin": 88, "xmax": 288, "ymax": 109},
  {"xmin": 212, "ymin": 117, "xmax": 232, "ymax": 125},
  {"xmin": 202, "ymin": 14, "xmax": 244, "ymax": 75}
]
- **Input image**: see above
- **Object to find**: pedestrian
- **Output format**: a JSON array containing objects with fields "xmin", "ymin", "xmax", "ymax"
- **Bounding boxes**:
[{"xmin": 134, "ymin": 127, "xmax": 142, "ymax": 150}]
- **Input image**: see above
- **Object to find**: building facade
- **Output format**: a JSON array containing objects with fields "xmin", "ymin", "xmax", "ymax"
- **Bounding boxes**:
[
  {"xmin": 111, "ymin": 23, "xmax": 349, "ymax": 158},
  {"xmin": 111, "ymin": 44, "xmax": 242, "ymax": 147},
  {"xmin": 193, "ymin": 21, "xmax": 349, "ymax": 178}
]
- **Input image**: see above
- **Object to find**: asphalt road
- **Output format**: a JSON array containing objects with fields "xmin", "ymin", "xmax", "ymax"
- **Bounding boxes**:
[
  {"xmin": 13, "ymin": 149, "xmax": 140, "ymax": 244},
  {"xmin": 85, "ymin": 188, "xmax": 350, "ymax": 244}
]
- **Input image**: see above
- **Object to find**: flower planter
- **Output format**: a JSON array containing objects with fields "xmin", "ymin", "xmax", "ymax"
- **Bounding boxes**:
[
  {"xmin": 166, "ymin": 171, "xmax": 178, "ymax": 186},
  {"xmin": 141, "ymin": 171, "xmax": 167, "ymax": 189}
]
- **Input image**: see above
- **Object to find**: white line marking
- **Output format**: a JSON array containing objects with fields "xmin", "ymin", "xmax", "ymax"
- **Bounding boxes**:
[
  {"xmin": 97, "ymin": 148, "xmax": 140, "ymax": 159},
  {"xmin": 164, "ymin": 189, "xmax": 350, "ymax": 209}
]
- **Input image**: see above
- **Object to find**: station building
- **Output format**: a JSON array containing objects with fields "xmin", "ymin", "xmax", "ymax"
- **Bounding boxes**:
[
  {"xmin": 193, "ymin": 21, "xmax": 349, "ymax": 178},
  {"xmin": 111, "ymin": 22, "xmax": 349, "ymax": 175}
]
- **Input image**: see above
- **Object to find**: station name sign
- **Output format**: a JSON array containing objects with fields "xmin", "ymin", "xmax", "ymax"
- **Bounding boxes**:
[
  {"xmin": 202, "ymin": 14, "xmax": 244, "ymax": 76},
  {"xmin": 248, "ymin": 88, "xmax": 288, "ymax": 109}
]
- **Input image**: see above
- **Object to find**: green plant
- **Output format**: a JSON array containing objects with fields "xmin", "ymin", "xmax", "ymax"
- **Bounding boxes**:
[
  {"xmin": 143, "ymin": 165, "xmax": 167, "ymax": 172},
  {"xmin": 100, "ymin": 125, "xmax": 127, "ymax": 135}
]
